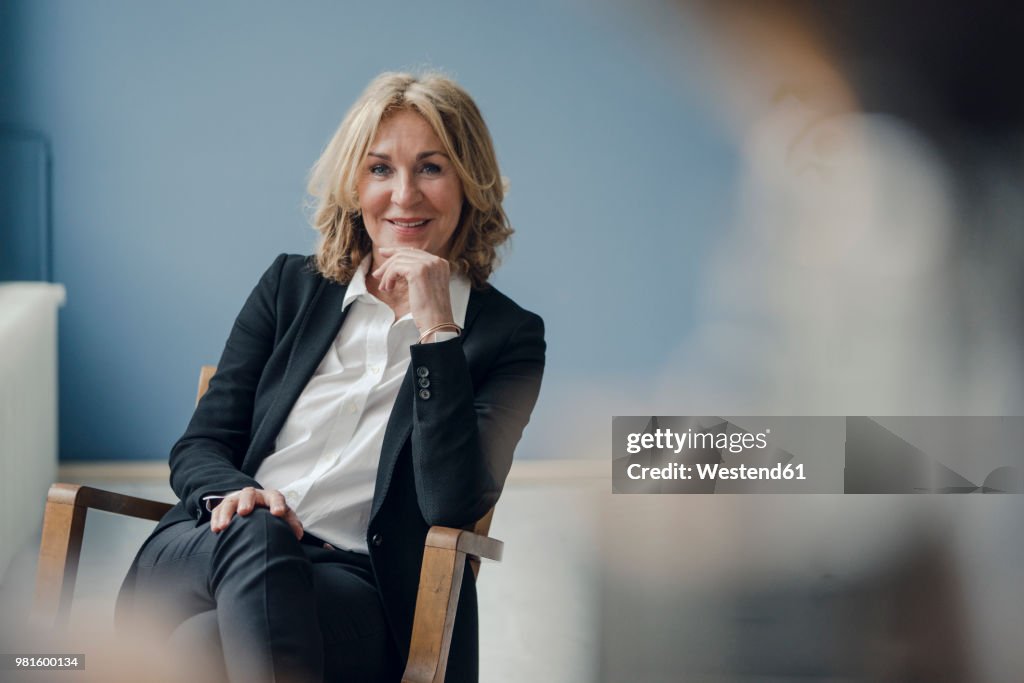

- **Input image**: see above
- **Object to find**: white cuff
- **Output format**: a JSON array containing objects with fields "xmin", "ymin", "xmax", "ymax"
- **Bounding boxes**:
[{"xmin": 202, "ymin": 495, "xmax": 227, "ymax": 512}]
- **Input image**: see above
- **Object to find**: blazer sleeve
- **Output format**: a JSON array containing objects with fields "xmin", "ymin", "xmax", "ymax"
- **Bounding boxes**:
[
  {"xmin": 168, "ymin": 253, "xmax": 288, "ymax": 520},
  {"xmin": 407, "ymin": 310, "xmax": 546, "ymax": 527}
]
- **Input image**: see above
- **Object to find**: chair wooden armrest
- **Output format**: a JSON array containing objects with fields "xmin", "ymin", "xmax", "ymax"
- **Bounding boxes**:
[
  {"xmin": 402, "ymin": 526, "xmax": 504, "ymax": 683},
  {"xmin": 34, "ymin": 483, "xmax": 174, "ymax": 625}
]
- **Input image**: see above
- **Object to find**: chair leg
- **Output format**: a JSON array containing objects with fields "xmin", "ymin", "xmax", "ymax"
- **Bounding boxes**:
[
  {"xmin": 402, "ymin": 545, "xmax": 466, "ymax": 683},
  {"xmin": 33, "ymin": 490, "xmax": 88, "ymax": 627}
]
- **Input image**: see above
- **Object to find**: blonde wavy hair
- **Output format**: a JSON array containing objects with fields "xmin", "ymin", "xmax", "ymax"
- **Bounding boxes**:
[{"xmin": 307, "ymin": 72, "xmax": 512, "ymax": 288}]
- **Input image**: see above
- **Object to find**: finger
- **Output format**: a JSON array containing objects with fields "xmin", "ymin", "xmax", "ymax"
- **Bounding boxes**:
[
  {"xmin": 379, "ymin": 249, "xmax": 428, "ymax": 272},
  {"xmin": 372, "ymin": 248, "xmax": 406, "ymax": 278},
  {"xmin": 285, "ymin": 509, "xmax": 304, "ymax": 540},
  {"xmin": 264, "ymin": 490, "xmax": 287, "ymax": 516},
  {"xmin": 380, "ymin": 260, "xmax": 406, "ymax": 292},
  {"xmin": 374, "ymin": 259, "xmax": 393, "ymax": 288},
  {"xmin": 387, "ymin": 253, "xmax": 441, "ymax": 284},
  {"xmin": 383, "ymin": 265, "xmax": 403, "ymax": 292},
  {"xmin": 213, "ymin": 497, "xmax": 235, "ymax": 530},
  {"xmin": 237, "ymin": 487, "xmax": 257, "ymax": 515},
  {"xmin": 372, "ymin": 253, "xmax": 399, "ymax": 284},
  {"xmin": 378, "ymin": 246, "xmax": 421, "ymax": 255},
  {"xmin": 211, "ymin": 496, "xmax": 238, "ymax": 533}
]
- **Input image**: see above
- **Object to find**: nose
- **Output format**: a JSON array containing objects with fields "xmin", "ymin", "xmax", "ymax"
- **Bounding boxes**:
[{"xmin": 392, "ymin": 171, "xmax": 421, "ymax": 207}]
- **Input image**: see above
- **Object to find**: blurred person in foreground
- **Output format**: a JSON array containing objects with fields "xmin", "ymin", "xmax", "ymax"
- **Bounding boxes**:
[
  {"xmin": 664, "ymin": 0, "xmax": 1024, "ymax": 415},
  {"xmin": 114, "ymin": 71, "xmax": 545, "ymax": 683},
  {"xmin": 596, "ymin": 3, "xmax": 1024, "ymax": 683}
]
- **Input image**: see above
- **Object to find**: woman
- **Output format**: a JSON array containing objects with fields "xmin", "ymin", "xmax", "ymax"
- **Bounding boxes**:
[{"xmin": 116, "ymin": 72, "xmax": 545, "ymax": 683}]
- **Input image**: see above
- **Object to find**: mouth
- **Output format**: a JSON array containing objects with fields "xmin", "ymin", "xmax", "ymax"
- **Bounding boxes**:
[{"xmin": 387, "ymin": 218, "xmax": 431, "ymax": 229}]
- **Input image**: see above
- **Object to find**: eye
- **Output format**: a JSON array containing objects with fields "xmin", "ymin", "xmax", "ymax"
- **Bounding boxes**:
[
  {"xmin": 419, "ymin": 162, "xmax": 442, "ymax": 175},
  {"xmin": 369, "ymin": 163, "xmax": 391, "ymax": 177}
]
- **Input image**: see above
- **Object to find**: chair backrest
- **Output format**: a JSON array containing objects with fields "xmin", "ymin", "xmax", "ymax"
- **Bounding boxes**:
[
  {"xmin": 196, "ymin": 365, "xmax": 495, "ymax": 569},
  {"xmin": 196, "ymin": 365, "xmax": 216, "ymax": 407}
]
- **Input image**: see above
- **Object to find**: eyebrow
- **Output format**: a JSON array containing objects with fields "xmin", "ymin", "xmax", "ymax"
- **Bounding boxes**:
[{"xmin": 367, "ymin": 150, "xmax": 448, "ymax": 161}]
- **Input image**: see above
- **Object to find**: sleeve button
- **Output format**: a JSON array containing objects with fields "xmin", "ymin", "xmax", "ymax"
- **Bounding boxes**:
[
  {"xmin": 418, "ymin": 377, "xmax": 430, "ymax": 388},
  {"xmin": 418, "ymin": 389, "xmax": 431, "ymax": 400},
  {"xmin": 415, "ymin": 366, "xmax": 429, "ymax": 378},
  {"xmin": 371, "ymin": 533, "xmax": 383, "ymax": 547}
]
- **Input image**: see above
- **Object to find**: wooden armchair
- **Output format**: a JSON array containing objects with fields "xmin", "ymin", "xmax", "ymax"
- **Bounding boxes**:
[{"xmin": 34, "ymin": 366, "xmax": 503, "ymax": 683}]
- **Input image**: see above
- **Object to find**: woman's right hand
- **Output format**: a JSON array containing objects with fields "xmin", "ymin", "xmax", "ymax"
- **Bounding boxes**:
[{"xmin": 210, "ymin": 486, "xmax": 304, "ymax": 540}]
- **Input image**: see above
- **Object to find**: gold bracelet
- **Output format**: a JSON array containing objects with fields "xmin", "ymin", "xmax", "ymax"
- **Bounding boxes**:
[{"xmin": 418, "ymin": 322, "xmax": 462, "ymax": 344}]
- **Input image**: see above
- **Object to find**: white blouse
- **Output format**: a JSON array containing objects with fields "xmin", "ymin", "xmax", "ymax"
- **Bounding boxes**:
[{"xmin": 251, "ymin": 259, "xmax": 470, "ymax": 553}]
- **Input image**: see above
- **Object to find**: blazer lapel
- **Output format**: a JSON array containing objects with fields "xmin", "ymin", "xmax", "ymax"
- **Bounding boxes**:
[
  {"xmin": 370, "ymin": 286, "xmax": 492, "ymax": 521},
  {"xmin": 243, "ymin": 279, "xmax": 349, "ymax": 473}
]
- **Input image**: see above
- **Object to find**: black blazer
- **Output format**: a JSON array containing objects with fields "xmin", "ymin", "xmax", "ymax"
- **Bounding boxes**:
[{"xmin": 117, "ymin": 253, "xmax": 546, "ymax": 681}]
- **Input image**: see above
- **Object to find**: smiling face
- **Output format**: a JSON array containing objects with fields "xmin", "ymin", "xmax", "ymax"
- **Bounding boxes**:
[{"xmin": 356, "ymin": 109, "xmax": 464, "ymax": 265}]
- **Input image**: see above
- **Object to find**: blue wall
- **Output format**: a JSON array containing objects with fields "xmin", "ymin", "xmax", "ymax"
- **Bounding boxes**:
[{"xmin": 3, "ymin": 0, "xmax": 737, "ymax": 460}]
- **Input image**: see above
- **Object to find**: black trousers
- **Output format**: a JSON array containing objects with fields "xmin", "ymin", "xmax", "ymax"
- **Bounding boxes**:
[{"xmin": 123, "ymin": 508, "xmax": 401, "ymax": 683}]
